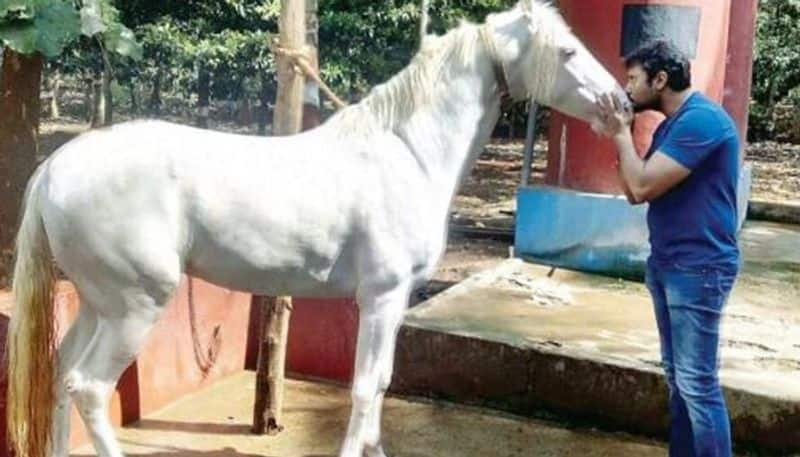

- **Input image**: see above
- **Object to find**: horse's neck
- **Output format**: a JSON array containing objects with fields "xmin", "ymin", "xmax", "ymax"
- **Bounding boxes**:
[{"xmin": 396, "ymin": 55, "xmax": 503, "ymax": 214}]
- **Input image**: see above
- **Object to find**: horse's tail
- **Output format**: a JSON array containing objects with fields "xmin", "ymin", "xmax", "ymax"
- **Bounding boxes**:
[{"xmin": 6, "ymin": 164, "xmax": 57, "ymax": 457}]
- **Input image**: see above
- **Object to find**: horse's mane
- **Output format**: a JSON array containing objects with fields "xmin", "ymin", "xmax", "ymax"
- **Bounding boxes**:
[{"xmin": 331, "ymin": 0, "xmax": 567, "ymax": 135}]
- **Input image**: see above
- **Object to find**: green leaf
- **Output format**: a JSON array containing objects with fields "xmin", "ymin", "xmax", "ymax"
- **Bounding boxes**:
[
  {"xmin": 0, "ymin": 0, "xmax": 80, "ymax": 56},
  {"xmin": 104, "ymin": 22, "xmax": 142, "ymax": 59},
  {"xmin": 33, "ymin": 1, "xmax": 80, "ymax": 56},
  {"xmin": 0, "ymin": 0, "xmax": 35, "ymax": 20},
  {"xmin": 0, "ymin": 21, "xmax": 36, "ymax": 53},
  {"xmin": 80, "ymin": 0, "xmax": 105, "ymax": 36}
]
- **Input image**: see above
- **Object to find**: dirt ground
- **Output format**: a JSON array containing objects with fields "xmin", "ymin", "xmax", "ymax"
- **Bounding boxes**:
[
  {"xmin": 34, "ymin": 118, "xmax": 800, "ymax": 287},
  {"xmin": 747, "ymin": 141, "xmax": 800, "ymax": 203}
]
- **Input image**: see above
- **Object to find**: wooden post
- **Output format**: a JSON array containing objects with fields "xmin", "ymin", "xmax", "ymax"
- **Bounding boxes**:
[
  {"xmin": 252, "ymin": 0, "xmax": 305, "ymax": 436},
  {"xmin": 420, "ymin": 0, "xmax": 430, "ymax": 47},
  {"xmin": 272, "ymin": 0, "xmax": 306, "ymax": 134},
  {"xmin": 251, "ymin": 296, "xmax": 292, "ymax": 434},
  {"xmin": 301, "ymin": 0, "xmax": 320, "ymax": 131}
]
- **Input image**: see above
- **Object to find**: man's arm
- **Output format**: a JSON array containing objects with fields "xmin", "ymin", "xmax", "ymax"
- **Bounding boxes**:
[
  {"xmin": 613, "ymin": 129, "xmax": 690, "ymax": 203},
  {"xmin": 617, "ymin": 166, "xmax": 640, "ymax": 205}
]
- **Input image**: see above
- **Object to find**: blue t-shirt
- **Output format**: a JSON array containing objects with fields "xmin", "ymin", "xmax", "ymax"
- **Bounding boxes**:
[{"xmin": 645, "ymin": 92, "xmax": 740, "ymax": 268}]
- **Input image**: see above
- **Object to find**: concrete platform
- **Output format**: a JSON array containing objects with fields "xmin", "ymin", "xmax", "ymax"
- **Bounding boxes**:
[
  {"xmin": 391, "ymin": 221, "xmax": 800, "ymax": 455},
  {"xmin": 74, "ymin": 371, "xmax": 668, "ymax": 457}
]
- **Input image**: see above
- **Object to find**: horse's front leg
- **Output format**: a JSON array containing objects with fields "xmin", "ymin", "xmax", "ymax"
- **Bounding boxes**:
[{"xmin": 339, "ymin": 280, "xmax": 410, "ymax": 457}]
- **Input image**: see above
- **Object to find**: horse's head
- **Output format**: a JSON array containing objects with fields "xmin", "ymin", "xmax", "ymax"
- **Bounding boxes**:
[{"xmin": 486, "ymin": 1, "xmax": 626, "ymax": 130}]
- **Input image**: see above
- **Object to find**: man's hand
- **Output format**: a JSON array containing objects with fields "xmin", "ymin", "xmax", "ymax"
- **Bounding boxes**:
[{"xmin": 596, "ymin": 92, "xmax": 633, "ymax": 139}]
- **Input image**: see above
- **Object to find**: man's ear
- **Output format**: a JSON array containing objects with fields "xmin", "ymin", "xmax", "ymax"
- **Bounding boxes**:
[{"xmin": 654, "ymin": 70, "xmax": 669, "ymax": 91}]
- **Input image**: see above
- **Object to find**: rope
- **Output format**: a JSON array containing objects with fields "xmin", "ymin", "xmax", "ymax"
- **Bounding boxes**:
[
  {"xmin": 269, "ymin": 1, "xmax": 433, "ymax": 111},
  {"xmin": 187, "ymin": 277, "xmax": 222, "ymax": 378},
  {"xmin": 271, "ymin": 42, "xmax": 349, "ymax": 110}
]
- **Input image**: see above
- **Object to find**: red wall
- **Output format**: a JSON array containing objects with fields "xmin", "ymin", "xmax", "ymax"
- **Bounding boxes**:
[
  {"xmin": 722, "ymin": 0, "xmax": 759, "ymax": 153},
  {"xmin": 285, "ymin": 298, "xmax": 359, "ymax": 384}
]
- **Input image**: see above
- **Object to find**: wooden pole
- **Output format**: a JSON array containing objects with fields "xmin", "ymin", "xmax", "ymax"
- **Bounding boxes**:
[
  {"xmin": 272, "ymin": 0, "xmax": 305, "ymax": 134},
  {"xmin": 301, "ymin": 0, "xmax": 320, "ymax": 131},
  {"xmin": 420, "ymin": 0, "xmax": 430, "ymax": 47},
  {"xmin": 251, "ymin": 295, "xmax": 292, "ymax": 434},
  {"xmin": 252, "ymin": 0, "xmax": 305, "ymax": 436}
]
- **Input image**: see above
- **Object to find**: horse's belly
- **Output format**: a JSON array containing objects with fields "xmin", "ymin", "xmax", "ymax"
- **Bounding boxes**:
[
  {"xmin": 190, "ymin": 268, "xmax": 356, "ymax": 298},
  {"xmin": 185, "ymin": 239, "xmax": 358, "ymax": 298}
]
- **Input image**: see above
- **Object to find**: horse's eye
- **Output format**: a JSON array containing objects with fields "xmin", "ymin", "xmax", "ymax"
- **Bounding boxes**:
[{"xmin": 561, "ymin": 47, "xmax": 577, "ymax": 59}]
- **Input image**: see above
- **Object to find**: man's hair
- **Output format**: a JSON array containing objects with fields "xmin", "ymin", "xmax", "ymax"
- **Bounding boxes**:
[{"xmin": 624, "ymin": 40, "xmax": 691, "ymax": 91}]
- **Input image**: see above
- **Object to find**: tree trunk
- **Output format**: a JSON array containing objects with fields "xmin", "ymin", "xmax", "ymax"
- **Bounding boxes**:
[
  {"xmin": 258, "ymin": 74, "xmax": 272, "ymax": 135},
  {"xmin": 150, "ymin": 67, "xmax": 162, "ymax": 117},
  {"xmin": 89, "ymin": 47, "xmax": 113, "ymax": 128},
  {"xmin": 0, "ymin": 47, "xmax": 43, "ymax": 286},
  {"xmin": 197, "ymin": 65, "xmax": 210, "ymax": 128},
  {"xmin": 129, "ymin": 79, "xmax": 139, "ymax": 114},
  {"xmin": 50, "ymin": 69, "xmax": 61, "ymax": 119},
  {"xmin": 84, "ymin": 77, "xmax": 94, "ymax": 121},
  {"xmin": 765, "ymin": 79, "xmax": 778, "ymax": 136},
  {"xmin": 103, "ymin": 61, "xmax": 113, "ymax": 125},
  {"xmin": 236, "ymin": 97, "xmax": 253, "ymax": 126},
  {"xmin": 252, "ymin": 0, "xmax": 305, "ymax": 436},
  {"xmin": 90, "ymin": 76, "xmax": 104, "ymax": 127},
  {"xmin": 234, "ymin": 75, "xmax": 251, "ymax": 126}
]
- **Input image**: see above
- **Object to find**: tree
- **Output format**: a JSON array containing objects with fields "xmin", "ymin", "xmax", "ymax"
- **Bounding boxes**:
[
  {"xmin": 0, "ymin": 48, "xmax": 43, "ymax": 285},
  {"xmin": 750, "ymin": 0, "xmax": 800, "ymax": 139}
]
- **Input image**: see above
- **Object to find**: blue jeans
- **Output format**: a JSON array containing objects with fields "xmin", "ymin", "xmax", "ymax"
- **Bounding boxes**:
[{"xmin": 645, "ymin": 259, "xmax": 738, "ymax": 457}]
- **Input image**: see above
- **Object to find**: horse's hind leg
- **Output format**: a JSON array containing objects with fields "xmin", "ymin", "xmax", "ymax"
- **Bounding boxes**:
[
  {"xmin": 63, "ymin": 299, "xmax": 167, "ymax": 457},
  {"xmin": 64, "ymin": 271, "xmax": 178, "ymax": 457},
  {"xmin": 51, "ymin": 307, "xmax": 99, "ymax": 457}
]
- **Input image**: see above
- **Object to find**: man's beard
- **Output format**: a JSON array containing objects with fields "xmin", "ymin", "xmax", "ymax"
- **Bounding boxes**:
[{"xmin": 630, "ymin": 92, "xmax": 662, "ymax": 113}]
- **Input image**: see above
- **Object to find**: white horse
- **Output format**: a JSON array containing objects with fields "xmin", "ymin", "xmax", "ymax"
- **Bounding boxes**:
[{"xmin": 7, "ymin": 2, "xmax": 623, "ymax": 457}]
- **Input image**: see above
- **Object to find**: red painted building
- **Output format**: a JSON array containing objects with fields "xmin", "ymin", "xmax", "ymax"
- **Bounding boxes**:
[{"xmin": 546, "ymin": 0, "xmax": 756, "ymax": 194}]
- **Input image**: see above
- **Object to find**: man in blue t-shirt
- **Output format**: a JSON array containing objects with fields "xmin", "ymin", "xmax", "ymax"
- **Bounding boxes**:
[{"xmin": 596, "ymin": 40, "xmax": 739, "ymax": 457}]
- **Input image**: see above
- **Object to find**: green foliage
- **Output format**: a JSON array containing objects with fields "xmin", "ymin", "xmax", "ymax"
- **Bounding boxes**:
[
  {"xmin": 750, "ymin": 0, "xmax": 800, "ymax": 139},
  {"xmin": 24, "ymin": 0, "xmax": 796, "ymax": 141},
  {"xmin": 122, "ymin": 5, "xmax": 276, "ymax": 113},
  {"xmin": 0, "ymin": 0, "xmax": 141, "ymax": 58},
  {"xmin": 316, "ymin": 0, "xmax": 515, "ymax": 98},
  {"xmin": 82, "ymin": 0, "xmax": 142, "ymax": 59},
  {"xmin": 0, "ymin": 0, "xmax": 80, "ymax": 57}
]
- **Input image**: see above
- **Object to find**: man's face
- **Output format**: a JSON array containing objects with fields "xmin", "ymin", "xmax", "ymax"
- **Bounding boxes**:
[{"xmin": 625, "ymin": 64, "xmax": 662, "ymax": 112}]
